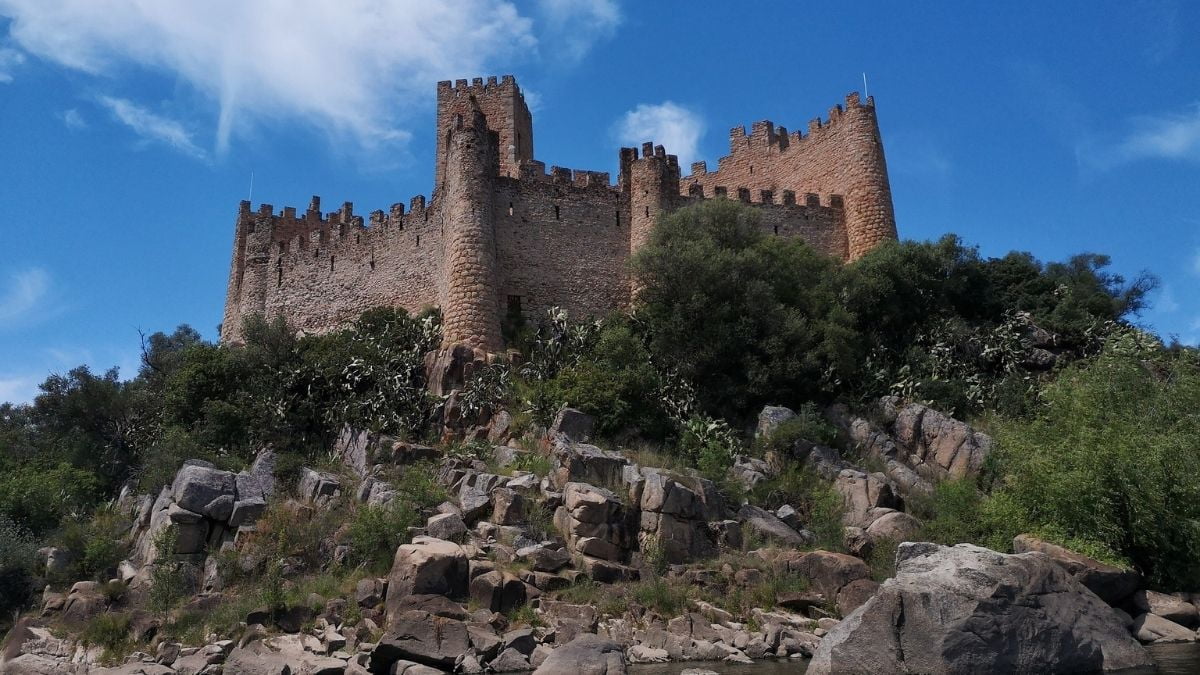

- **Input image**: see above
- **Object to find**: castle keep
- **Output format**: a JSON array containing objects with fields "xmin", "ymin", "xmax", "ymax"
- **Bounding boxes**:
[{"xmin": 221, "ymin": 75, "xmax": 898, "ymax": 351}]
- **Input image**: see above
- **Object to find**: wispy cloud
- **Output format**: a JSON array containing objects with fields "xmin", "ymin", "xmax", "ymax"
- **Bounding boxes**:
[
  {"xmin": 98, "ymin": 95, "xmax": 206, "ymax": 159},
  {"xmin": 0, "ymin": 45, "xmax": 23, "ymax": 82},
  {"xmin": 0, "ymin": 1, "xmax": 616, "ymax": 156},
  {"xmin": 614, "ymin": 101, "xmax": 705, "ymax": 168},
  {"xmin": 536, "ymin": 0, "xmax": 620, "ymax": 63},
  {"xmin": 60, "ymin": 107, "xmax": 86, "ymax": 130},
  {"xmin": 1079, "ymin": 103, "xmax": 1200, "ymax": 170},
  {"xmin": 0, "ymin": 373, "xmax": 41, "ymax": 405},
  {"xmin": 0, "ymin": 267, "xmax": 51, "ymax": 324},
  {"xmin": 1157, "ymin": 284, "xmax": 1180, "ymax": 313}
]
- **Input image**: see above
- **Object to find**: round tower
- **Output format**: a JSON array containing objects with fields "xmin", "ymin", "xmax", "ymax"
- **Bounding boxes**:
[
  {"xmin": 841, "ymin": 94, "xmax": 897, "ymax": 260},
  {"xmin": 439, "ymin": 106, "xmax": 503, "ymax": 352}
]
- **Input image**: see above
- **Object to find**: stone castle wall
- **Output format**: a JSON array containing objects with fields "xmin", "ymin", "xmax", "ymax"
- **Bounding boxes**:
[{"xmin": 221, "ymin": 76, "xmax": 898, "ymax": 347}]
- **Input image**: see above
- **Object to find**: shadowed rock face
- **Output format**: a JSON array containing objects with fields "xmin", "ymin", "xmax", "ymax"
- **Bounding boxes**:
[{"xmin": 809, "ymin": 543, "xmax": 1153, "ymax": 674}]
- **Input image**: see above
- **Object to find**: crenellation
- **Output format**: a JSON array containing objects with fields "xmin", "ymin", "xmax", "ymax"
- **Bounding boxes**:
[{"xmin": 220, "ymin": 76, "xmax": 897, "ymax": 346}]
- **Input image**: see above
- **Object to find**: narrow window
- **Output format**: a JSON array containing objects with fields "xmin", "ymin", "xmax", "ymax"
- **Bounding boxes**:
[
  {"xmin": 773, "ymin": 225, "xmax": 779, "ymax": 235},
  {"xmin": 369, "ymin": 259, "xmax": 375, "ymax": 271},
  {"xmin": 749, "ymin": 165, "xmax": 754, "ymax": 174},
  {"xmin": 330, "ymin": 256, "xmax": 335, "ymax": 272},
  {"xmin": 554, "ymin": 205, "xmax": 560, "ymax": 220},
  {"xmin": 615, "ymin": 211, "xmax": 620, "ymax": 227},
  {"xmin": 416, "ymin": 235, "xmax": 420, "ymax": 247},
  {"xmin": 276, "ymin": 263, "xmax": 282, "ymax": 287},
  {"xmin": 508, "ymin": 202, "xmax": 513, "ymax": 216},
  {"xmin": 356, "ymin": 234, "xmax": 360, "ymax": 244},
  {"xmin": 644, "ymin": 205, "xmax": 649, "ymax": 217}
]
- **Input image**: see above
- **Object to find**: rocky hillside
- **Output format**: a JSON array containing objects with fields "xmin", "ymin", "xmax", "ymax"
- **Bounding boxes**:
[{"xmin": 2, "ymin": 399, "xmax": 1190, "ymax": 674}]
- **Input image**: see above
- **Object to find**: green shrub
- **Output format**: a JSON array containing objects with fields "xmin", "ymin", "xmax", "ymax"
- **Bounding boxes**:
[
  {"xmin": 56, "ymin": 504, "xmax": 132, "ymax": 581},
  {"xmin": 0, "ymin": 515, "xmax": 37, "ymax": 620},
  {"xmin": 347, "ymin": 502, "xmax": 420, "ymax": 570},
  {"xmin": 757, "ymin": 403, "xmax": 838, "ymax": 454},
  {"xmin": 148, "ymin": 527, "xmax": 200, "ymax": 614},
  {"xmin": 82, "ymin": 611, "xmax": 132, "ymax": 659},
  {"xmin": 986, "ymin": 329, "xmax": 1200, "ymax": 587}
]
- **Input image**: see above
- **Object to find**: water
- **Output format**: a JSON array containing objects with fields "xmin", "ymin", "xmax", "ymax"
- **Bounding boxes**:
[{"xmin": 630, "ymin": 643, "xmax": 1200, "ymax": 674}]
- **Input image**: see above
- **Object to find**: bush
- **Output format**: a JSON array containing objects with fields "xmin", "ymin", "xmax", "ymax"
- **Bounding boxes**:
[
  {"xmin": 0, "ymin": 460, "xmax": 100, "ymax": 535},
  {"xmin": 148, "ymin": 527, "xmax": 200, "ymax": 614},
  {"xmin": 986, "ymin": 329, "xmax": 1200, "ymax": 587},
  {"xmin": 347, "ymin": 502, "xmax": 420, "ymax": 570},
  {"xmin": 757, "ymin": 403, "xmax": 838, "ymax": 454},
  {"xmin": 0, "ymin": 515, "xmax": 37, "ymax": 620},
  {"xmin": 56, "ymin": 504, "xmax": 132, "ymax": 581}
]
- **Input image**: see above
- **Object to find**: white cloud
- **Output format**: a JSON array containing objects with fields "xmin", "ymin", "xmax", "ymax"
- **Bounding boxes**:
[
  {"xmin": 1080, "ymin": 103, "xmax": 1200, "ymax": 170},
  {"xmin": 0, "ymin": 267, "xmax": 50, "ymax": 324},
  {"xmin": 0, "ymin": 374, "xmax": 40, "ymax": 405},
  {"xmin": 614, "ymin": 101, "xmax": 705, "ymax": 168},
  {"xmin": 536, "ymin": 0, "xmax": 620, "ymax": 62},
  {"xmin": 60, "ymin": 107, "xmax": 86, "ymax": 130},
  {"xmin": 0, "ymin": 0, "xmax": 616, "ymax": 155},
  {"xmin": 0, "ymin": 45, "xmax": 23, "ymax": 82},
  {"xmin": 1158, "ymin": 284, "xmax": 1180, "ymax": 313},
  {"xmin": 99, "ymin": 95, "xmax": 206, "ymax": 159}
]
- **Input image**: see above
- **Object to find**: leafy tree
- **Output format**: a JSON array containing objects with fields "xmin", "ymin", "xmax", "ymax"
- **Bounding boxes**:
[{"xmin": 633, "ymin": 199, "xmax": 855, "ymax": 420}]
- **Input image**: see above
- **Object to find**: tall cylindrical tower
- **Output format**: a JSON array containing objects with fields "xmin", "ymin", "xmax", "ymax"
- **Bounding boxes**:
[
  {"xmin": 439, "ymin": 107, "xmax": 503, "ymax": 352},
  {"xmin": 841, "ymin": 94, "xmax": 897, "ymax": 260}
]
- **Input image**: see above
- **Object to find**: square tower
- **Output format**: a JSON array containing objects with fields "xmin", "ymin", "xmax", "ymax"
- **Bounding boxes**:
[{"xmin": 435, "ymin": 75, "xmax": 533, "ymax": 188}]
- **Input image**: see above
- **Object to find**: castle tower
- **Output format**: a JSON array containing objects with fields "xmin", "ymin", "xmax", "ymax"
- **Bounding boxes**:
[
  {"xmin": 838, "ymin": 94, "xmax": 896, "ymax": 260},
  {"xmin": 439, "ymin": 104, "xmax": 503, "ymax": 352},
  {"xmin": 625, "ymin": 142, "xmax": 681, "ymax": 259},
  {"xmin": 221, "ymin": 202, "xmax": 272, "ymax": 345},
  {"xmin": 435, "ymin": 76, "xmax": 533, "ymax": 190}
]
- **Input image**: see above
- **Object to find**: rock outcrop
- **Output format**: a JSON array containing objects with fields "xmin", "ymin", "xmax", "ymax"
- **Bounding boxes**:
[{"xmin": 809, "ymin": 542, "xmax": 1153, "ymax": 674}]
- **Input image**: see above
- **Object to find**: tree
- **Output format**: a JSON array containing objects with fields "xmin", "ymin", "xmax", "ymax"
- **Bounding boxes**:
[{"xmin": 633, "ymin": 199, "xmax": 855, "ymax": 420}]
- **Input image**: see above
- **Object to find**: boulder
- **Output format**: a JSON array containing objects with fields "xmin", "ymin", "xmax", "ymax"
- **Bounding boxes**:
[
  {"xmin": 229, "ymin": 497, "xmax": 267, "ymax": 528},
  {"xmin": 517, "ymin": 545, "xmax": 571, "ymax": 573},
  {"xmin": 469, "ymin": 570, "xmax": 528, "ymax": 614},
  {"xmin": 389, "ymin": 593, "xmax": 469, "ymax": 621},
  {"xmin": 808, "ymin": 542, "xmax": 1153, "ymax": 674},
  {"xmin": 738, "ymin": 505, "xmax": 811, "ymax": 548},
  {"xmin": 355, "ymin": 577, "xmax": 387, "ymax": 608},
  {"xmin": 384, "ymin": 537, "xmax": 469, "ymax": 620},
  {"xmin": 756, "ymin": 405, "xmax": 797, "ymax": 439},
  {"xmin": 1013, "ymin": 534, "xmax": 1140, "ymax": 606},
  {"xmin": 550, "ymin": 443, "xmax": 628, "ymax": 491},
  {"xmin": 172, "ymin": 464, "xmax": 237, "ymax": 517},
  {"xmin": 1131, "ymin": 612, "xmax": 1196, "ymax": 644},
  {"xmin": 491, "ymin": 647, "xmax": 531, "ymax": 672},
  {"xmin": 891, "ymin": 403, "xmax": 992, "ymax": 480},
  {"xmin": 370, "ymin": 610, "xmax": 470, "ymax": 670},
  {"xmin": 788, "ymin": 550, "xmax": 872, "ymax": 601},
  {"xmin": 1132, "ymin": 590, "xmax": 1199, "ymax": 627},
  {"xmin": 532, "ymin": 633, "xmax": 627, "ymax": 675},
  {"xmin": 550, "ymin": 407, "xmax": 596, "ymax": 443},
  {"xmin": 425, "ymin": 512, "xmax": 467, "ymax": 541},
  {"xmin": 297, "ymin": 468, "xmax": 341, "ymax": 504},
  {"xmin": 491, "ymin": 487, "xmax": 526, "ymax": 526}
]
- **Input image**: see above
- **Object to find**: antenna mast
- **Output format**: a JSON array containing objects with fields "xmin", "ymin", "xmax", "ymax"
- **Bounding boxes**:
[
  {"xmin": 863, "ymin": 72, "xmax": 869, "ymax": 99},
  {"xmin": 248, "ymin": 171, "xmax": 254, "ymax": 203}
]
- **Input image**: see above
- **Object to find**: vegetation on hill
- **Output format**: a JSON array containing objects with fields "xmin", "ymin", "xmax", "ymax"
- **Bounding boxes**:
[{"xmin": 3, "ymin": 198, "xmax": 1193, "ymax": 630}]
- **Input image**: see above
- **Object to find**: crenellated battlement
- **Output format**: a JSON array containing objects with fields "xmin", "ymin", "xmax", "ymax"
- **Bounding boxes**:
[
  {"xmin": 221, "ymin": 76, "xmax": 896, "ymax": 345},
  {"xmin": 715, "ymin": 92, "xmax": 875, "ymax": 162}
]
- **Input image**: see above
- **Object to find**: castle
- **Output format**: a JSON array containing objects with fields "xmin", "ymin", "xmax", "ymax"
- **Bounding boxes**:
[{"xmin": 221, "ymin": 75, "xmax": 898, "ymax": 351}]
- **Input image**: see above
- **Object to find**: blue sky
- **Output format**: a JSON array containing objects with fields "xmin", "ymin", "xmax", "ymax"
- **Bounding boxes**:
[{"xmin": 1, "ymin": 0, "xmax": 1197, "ymax": 404}]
